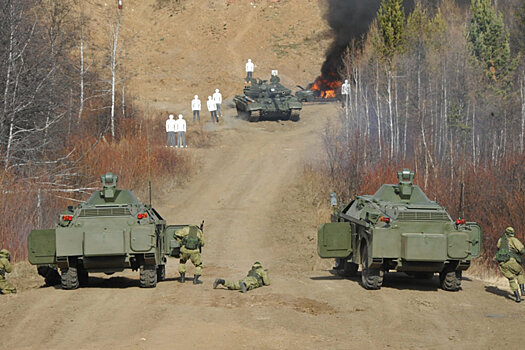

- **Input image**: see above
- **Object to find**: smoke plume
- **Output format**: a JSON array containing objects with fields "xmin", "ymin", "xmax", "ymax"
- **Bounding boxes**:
[
  {"xmin": 321, "ymin": 0, "xmax": 382, "ymax": 78},
  {"xmin": 321, "ymin": 0, "xmax": 469, "ymax": 79}
]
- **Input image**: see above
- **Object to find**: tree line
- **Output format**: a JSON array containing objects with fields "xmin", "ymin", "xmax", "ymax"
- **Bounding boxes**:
[
  {"xmin": 0, "ymin": 0, "xmax": 189, "ymax": 259},
  {"xmin": 318, "ymin": 0, "xmax": 525, "ymax": 266}
]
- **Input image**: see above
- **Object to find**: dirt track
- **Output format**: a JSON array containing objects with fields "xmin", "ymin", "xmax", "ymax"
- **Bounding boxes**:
[{"xmin": 1, "ymin": 104, "xmax": 524, "ymax": 349}]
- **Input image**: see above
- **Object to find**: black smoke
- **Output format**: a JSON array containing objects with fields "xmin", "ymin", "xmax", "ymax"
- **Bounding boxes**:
[
  {"xmin": 321, "ymin": 0, "xmax": 382, "ymax": 78},
  {"xmin": 321, "ymin": 0, "xmax": 469, "ymax": 80}
]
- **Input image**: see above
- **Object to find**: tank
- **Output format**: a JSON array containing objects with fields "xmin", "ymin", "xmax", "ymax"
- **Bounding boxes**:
[
  {"xmin": 317, "ymin": 169, "xmax": 482, "ymax": 291},
  {"xmin": 28, "ymin": 172, "xmax": 189, "ymax": 289},
  {"xmin": 233, "ymin": 74, "xmax": 302, "ymax": 122}
]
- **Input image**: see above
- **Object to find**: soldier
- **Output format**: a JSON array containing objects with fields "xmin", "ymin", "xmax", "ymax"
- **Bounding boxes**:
[
  {"xmin": 495, "ymin": 227, "xmax": 525, "ymax": 302},
  {"xmin": 175, "ymin": 225, "xmax": 204, "ymax": 284},
  {"xmin": 213, "ymin": 262, "xmax": 270, "ymax": 293},
  {"xmin": 0, "ymin": 249, "xmax": 17, "ymax": 294}
]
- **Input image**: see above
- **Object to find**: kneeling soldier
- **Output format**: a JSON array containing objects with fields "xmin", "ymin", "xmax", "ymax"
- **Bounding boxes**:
[
  {"xmin": 0, "ymin": 249, "xmax": 17, "ymax": 294},
  {"xmin": 213, "ymin": 262, "xmax": 270, "ymax": 293}
]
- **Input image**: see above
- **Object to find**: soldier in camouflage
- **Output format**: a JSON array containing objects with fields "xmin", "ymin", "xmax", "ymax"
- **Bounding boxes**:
[
  {"xmin": 0, "ymin": 249, "xmax": 17, "ymax": 294},
  {"xmin": 496, "ymin": 227, "xmax": 525, "ymax": 302},
  {"xmin": 175, "ymin": 225, "xmax": 204, "ymax": 285},
  {"xmin": 213, "ymin": 262, "xmax": 270, "ymax": 293}
]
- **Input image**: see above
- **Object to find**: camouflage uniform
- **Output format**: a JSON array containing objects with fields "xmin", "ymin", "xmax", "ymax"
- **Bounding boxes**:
[
  {"xmin": 175, "ymin": 225, "xmax": 204, "ymax": 284},
  {"xmin": 496, "ymin": 227, "xmax": 525, "ymax": 302},
  {"xmin": 0, "ymin": 249, "xmax": 17, "ymax": 294},
  {"xmin": 214, "ymin": 262, "xmax": 270, "ymax": 293}
]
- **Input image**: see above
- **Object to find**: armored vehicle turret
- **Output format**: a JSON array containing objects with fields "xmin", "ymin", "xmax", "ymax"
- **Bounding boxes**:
[
  {"xmin": 318, "ymin": 169, "xmax": 482, "ymax": 291},
  {"xmin": 28, "ymin": 172, "xmax": 188, "ymax": 289},
  {"xmin": 233, "ymin": 74, "xmax": 302, "ymax": 122}
]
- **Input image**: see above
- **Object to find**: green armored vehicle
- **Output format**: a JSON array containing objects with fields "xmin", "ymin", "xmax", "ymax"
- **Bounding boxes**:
[
  {"xmin": 233, "ymin": 74, "xmax": 302, "ymax": 122},
  {"xmin": 318, "ymin": 169, "xmax": 482, "ymax": 291},
  {"xmin": 28, "ymin": 172, "xmax": 185, "ymax": 289}
]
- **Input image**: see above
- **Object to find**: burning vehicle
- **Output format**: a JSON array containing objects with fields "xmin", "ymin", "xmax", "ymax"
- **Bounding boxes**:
[{"xmin": 295, "ymin": 74, "xmax": 342, "ymax": 103}]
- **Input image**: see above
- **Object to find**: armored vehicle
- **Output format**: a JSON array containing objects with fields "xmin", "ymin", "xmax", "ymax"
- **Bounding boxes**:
[
  {"xmin": 233, "ymin": 75, "xmax": 302, "ymax": 122},
  {"xmin": 295, "ymin": 85, "xmax": 315, "ymax": 102},
  {"xmin": 318, "ymin": 169, "xmax": 482, "ymax": 291},
  {"xmin": 28, "ymin": 172, "xmax": 186, "ymax": 289}
]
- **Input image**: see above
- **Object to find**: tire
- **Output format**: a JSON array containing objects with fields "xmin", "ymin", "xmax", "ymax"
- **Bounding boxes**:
[
  {"xmin": 249, "ymin": 110, "xmax": 260, "ymax": 122},
  {"xmin": 290, "ymin": 109, "xmax": 300, "ymax": 122},
  {"xmin": 140, "ymin": 265, "xmax": 158, "ymax": 288},
  {"xmin": 61, "ymin": 267, "xmax": 79, "ymax": 290},
  {"xmin": 342, "ymin": 260, "xmax": 359, "ymax": 277},
  {"xmin": 157, "ymin": 265, "xmax": 166, "ymax": 282},
  {"xmin": 439, "ymin": 270, "xmax": 462, "ymax": 291},
  {"xmin": 361, "ymin": 245, "xmax": 383, "ymax": 290}
]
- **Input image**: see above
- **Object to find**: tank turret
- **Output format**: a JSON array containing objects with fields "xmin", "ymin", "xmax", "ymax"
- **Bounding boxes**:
[
  {"xmin": 100, "ymin": 172, "xmax": 118, "ymax": 201},
  {"xmin": 395, "ymin": 168, "xmax": 415, "ymax": 200}
]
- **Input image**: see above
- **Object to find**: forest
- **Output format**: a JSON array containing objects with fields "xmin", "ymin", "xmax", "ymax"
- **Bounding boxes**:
[
  {"xmin": 311, "ymin": 0, "xmax": 525, "ymax": 270},
  {"xmin": 0, "ymin": 0, "xmax": 192, "ymax": 259}
]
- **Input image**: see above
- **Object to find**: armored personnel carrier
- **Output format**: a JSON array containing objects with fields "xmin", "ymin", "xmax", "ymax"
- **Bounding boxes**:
[
  {"xmin": 318, "ymin": 169, "xmax": 482, "ymax": 291},
  {"xmin": 28, "ymin": 172, "xmax": 186, "ymax": 289},
  {"xmin": 233, "ymin": 74, "xmax": 302, "ymax": 122}
]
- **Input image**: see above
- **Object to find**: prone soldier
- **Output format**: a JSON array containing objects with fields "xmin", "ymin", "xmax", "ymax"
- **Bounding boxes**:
[
  {"xmin": 0, "ymin": 249, "xmax": 17, "ymax": 294},
  {"xmin": 175, "ymin": 223, "xmax": 204, "ymax": 285},
  {"xmin": 495, "ymin": 227, "xmax": 525, "ymax": 302},
  {"xmin": 213, "ymin": 262, "xmax": 270, "ymax": 293}
]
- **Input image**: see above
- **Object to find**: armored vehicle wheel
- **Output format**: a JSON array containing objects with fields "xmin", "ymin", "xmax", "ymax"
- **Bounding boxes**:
[
  {"xmin": 140, "ymin": 265, "xmax": 158, "ymax": 288},
  {"xmin": 290, "ymin": 109, "xmax": 300, "ymax": 122},
  {"xmin": 249, "ymin": 110, "xmax": 261, "ymax": 122},
  {"xmin": 439, "ymin": 269, "xmax": 461, "ymax": 291},
  {"xmin": 61, "ymin": 267, "xmax": 80, "ymax": 290},
  {"xmin": 342, "ymin": 260, "xmax": 359, "ymax": 277},
  {"xmin": 361, "ymin": 246, "xmax": 383, "ymax": 290},
  {"xmin": 157, "ymin": 264, "xmax": 166, "ymax": 281},
  {"xmin": 78, "ymin": 268, "xmax": 89, "ymax": 286}
]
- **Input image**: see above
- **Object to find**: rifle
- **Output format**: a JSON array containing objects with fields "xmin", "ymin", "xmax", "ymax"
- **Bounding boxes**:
[{"xmin": 199, "ymin": 220, "xmax": 205, "ymax": 253}]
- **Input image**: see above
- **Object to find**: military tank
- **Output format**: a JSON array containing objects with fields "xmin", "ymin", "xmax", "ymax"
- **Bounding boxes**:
[
  {"xmin": 317, "ymin": 169, "xmax": 482, "ymax": 291},
  {"xmin": 28, "ymin": 172, "xmax": 187, "ymax": 289},
  {"xmin": 233, "ymin": 74, "xmax": 302, "ymax": 122}
]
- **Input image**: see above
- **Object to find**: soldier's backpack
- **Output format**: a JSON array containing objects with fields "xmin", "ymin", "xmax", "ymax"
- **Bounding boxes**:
[
  {"xmin": 182, "ymin": 226, "xmax": 200, "ymax": 250},
  {"xmin": 495, "ymin": 235, "xmax": 511, "ymax": 263},
  {"xmin": 247, "ymin": 268, "xmax": 263, "ymax": 285}
]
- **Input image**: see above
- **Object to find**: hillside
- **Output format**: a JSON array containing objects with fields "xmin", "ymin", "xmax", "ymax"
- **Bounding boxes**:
[{"xmin": 85, "ymin": 0, "xmax": 331, "ymax": 113}]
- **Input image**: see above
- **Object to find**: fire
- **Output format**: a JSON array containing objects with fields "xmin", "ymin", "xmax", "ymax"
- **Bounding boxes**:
[{"xmin": 310, "ymin": 74, "xmax": 342, "ymax": 99}]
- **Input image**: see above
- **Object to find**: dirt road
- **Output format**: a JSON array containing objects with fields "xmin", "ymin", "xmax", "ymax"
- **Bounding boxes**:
[{"xmin": 1, "ymin": 104, "xmax": 523, "ymax": 350}]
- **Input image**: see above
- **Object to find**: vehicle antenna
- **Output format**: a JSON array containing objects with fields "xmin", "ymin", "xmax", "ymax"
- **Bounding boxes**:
[{"xmin": 146, "ymin": 103, "xmax": 152, "ymax": 206}]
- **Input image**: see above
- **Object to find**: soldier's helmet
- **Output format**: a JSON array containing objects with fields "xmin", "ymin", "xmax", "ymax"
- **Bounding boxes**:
[
  {"xmin": 0, "ymin": 249, "xmax": 11, "ymax": 259},
  {"xmin": 252, "ymin": 261, "xmax": 262, "ymax": 269},
  {"xmin": 505, "ymin": 227, "xmax": 515, "ymax": 236}
]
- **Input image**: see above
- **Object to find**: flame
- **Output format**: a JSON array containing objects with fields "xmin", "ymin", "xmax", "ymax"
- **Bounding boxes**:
[{"xmin": 310, "ymin": 74, "xmax": 342, "ymax": 99}]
